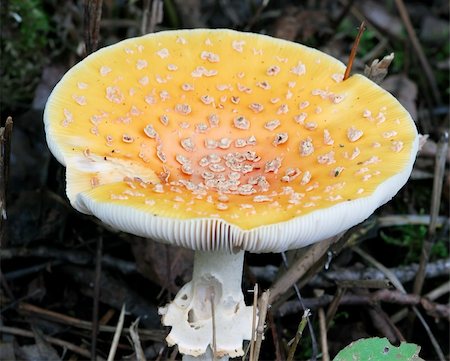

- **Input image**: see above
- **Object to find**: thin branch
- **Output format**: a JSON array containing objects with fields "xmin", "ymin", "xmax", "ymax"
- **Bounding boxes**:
[
  {"xmin": 129, "ymin": 318, "xmax": 147, "ymax": 361},
  {"xmin": 343, "ymin": 21, "xmax": 366, "ymax": 80},
  {"xmin": 325, "ymin": 287, "xmax": 346, "ymax": 329},
  {"xmin": 253, "ymin": 289, "xmax": 270, "ymax": 361},
  {"xmin": 308, "ymin": 257, "xmax": 450, "ymax": 288},
  {"xmin": 249, "ymin": 283, "xmax": 258, "ymax": 361},
  {"xmin": 0, "ymin": 117, "xmax": 13, "ymax": 247},
  {"xmin": 269, "ymin": 237, "xmax": 338, "ymax": 304},
  {"xmin": 210, "ymin": 293, "xmax": 217, "ymax": 359},
  {"xmin": 84, "ymin": 0, "xmax": 103, "ymax": 55},
  {"xmin": 353, "ymin": 247, "xmax": 446, "ymax": 361},
  {"xmin": 91, "ymin": 235, "xmax": 103, "ymax": 361},
  {"xmin": 394, "ymin": 0, "xmax": 442, "ymax": 105},
  {"xmin": 318, "ymin": 307, "xmax": 330, "ymax": 361},
  {"xmin": 17, "ymin": 302, "xmax": 165, "ymax": 341},
  {"xmin": 0, "ymin": 325, "xmax": 105, "ymax": 360},
  {"xmin": 107, "ymin": 304, "xmax": 126, "ymax": 361},
  {"xmin": 413, "ymin": 132, "xmax": 448, "ymax": 296},
  {"xmin": 278, "ymin": 289, "xmax": 450, "ymax": 320},
  {"xmin": 286, "ymin": 309, "xmax": 310, "ymax": 361}
]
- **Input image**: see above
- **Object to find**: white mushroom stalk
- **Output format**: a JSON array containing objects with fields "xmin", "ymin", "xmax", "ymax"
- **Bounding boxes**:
[
  {"xmin": 159, "ymin": 250, "xmax": 252, "ymax": 358},
  {"xmin": 43, "ymin": 29, "xmax": 418, "ymax": 360}
]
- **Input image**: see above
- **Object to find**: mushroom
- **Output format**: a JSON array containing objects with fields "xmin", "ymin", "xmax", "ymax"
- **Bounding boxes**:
[{"xmin": 44, "ymin": 29, "xmax": 418, "ymax": 359}]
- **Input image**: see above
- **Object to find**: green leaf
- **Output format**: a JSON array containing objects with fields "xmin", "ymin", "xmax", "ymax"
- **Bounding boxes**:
[{"xmin": 333, "ymin": 337, "xmax": 424, "ymax": 361}]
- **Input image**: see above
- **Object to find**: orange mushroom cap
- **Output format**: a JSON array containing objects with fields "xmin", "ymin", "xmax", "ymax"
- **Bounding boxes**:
[{"xmin": 44, "ymin": 29, "xmax": 418, "ymax": 252}]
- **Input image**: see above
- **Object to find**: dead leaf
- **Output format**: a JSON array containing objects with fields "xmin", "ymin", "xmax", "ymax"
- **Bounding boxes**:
[
  {"xmin": 130, "ymin": 237, "xmax": 193, "ymax": 295},
  {"xmin": 357, "ymin": 0, "xmax": 404, "ymax": 39},
  {"xmin": 0, "ymin": 342, "xmax": 16, "ymax": 361},
  {"xmin": 381, "ymin": 74, "xmax": 418, "ymax": 120},
  {"xmin": 364, "ymin": 53, "xmax": 394, "ymax": 84},
  {"xmin": 273, "ymin": 6, "xmax": 330, "ymax": 42}
]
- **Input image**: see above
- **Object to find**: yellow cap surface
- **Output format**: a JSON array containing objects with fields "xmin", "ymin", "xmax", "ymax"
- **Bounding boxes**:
[{"xmin": 44, "ymin": 29, "xmax": 417, "ymax": 250}]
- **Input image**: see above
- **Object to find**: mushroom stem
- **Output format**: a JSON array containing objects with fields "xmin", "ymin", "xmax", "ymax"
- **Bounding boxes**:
[{"xmin": 160, "ymin": 250, "xmax": 254, "ymax": 359}]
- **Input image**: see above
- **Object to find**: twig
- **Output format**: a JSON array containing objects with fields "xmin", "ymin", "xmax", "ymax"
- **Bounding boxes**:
[
  {"xmin": 84, "ymin": 0, "xmax": 103, "ymax": 55},
  {"xmin": 0, "ymin": 117, "xmax": 13, "ymax": 247},
  {"xmin": 129, "ymin": 318, "xmax": 147, "ymax": 361},
  {"xmin": 325, "ymin": 287, "xmax": 346, "ymax": 329},
  {"xmin": 91, "ymin": 235, "xmax": 103, "ymax": 361},
  {"xmin": 280, "ymin": 252, "xmax": 318, "ymax": 361},
  {"xmin": 278, "ymin": 288, "xmax": 450, "ymax": 320},
  {"xmin": 269, "ymin": 237, "xmax": 338, "ymax": 304},
  {"xmin": 392, "ymin": 280, "xmax": 450, "ymax": 323},
  {"xmin": 107, "ymin": 304, "xmax": 126, "ymax": 361},
  {"xmin": 353, "ymin": 247, "xmax": 446, "ymax": 361},
  {"xmin": 253, "ymin": 289, "xmax": 270, "ymax": 361},
  {"xmin": 378, "ymin": 214, "xmax": 448, "ymax": 228},
  {"xmin": 4, "ymin": 260, "xmax": 63, "ymax": 280},
  {"xmin": 343, "ymin": 21, "xmax": 366, "ymax": 80},
  {"xmin": 308, "ymin": 257, "xmax": 450, "ymax": 288},
  {"xmin": 268, "ymin": 311, "xmax": 283, "ymax": 361},
  {"xmin": 141, "ymin": 0, "xmax": 164, "ymax": 35},
  {"xmin": 0, "ymin": 325, "xmax": 105, "ymax": 360},
  {"xmin": 210, "ymin": 293, "xmax": 217, "ymax": 359},
  {"xmin": 249, "ymin": 284, "xmax": 258, "ymax": 361},
  {"xmin": 318, "ymin": 307, "xmax": 329, "ymax": 361},
  {"xmin": 426, "ymin": 280, "xmax": 450, "ymax": 301},
  {"xmin": 17, "ymin": 302, "xmax": 165, "ymax": 340},
  {"xmin": 394, "ymin": 0, "xmax": 442, "ymax": 105},
  {"xmin": 286, "ymin": 309, "xmax": 310, "ymax": 361},
  {"xmin": 413, "ymin": 132, "xmax": 448, "ymax": 296},
  {"xmin": 244, "ymin": 0, "xmax": 270, "ymax": 31},
  {"xmin": 0, "ymin": 246, "xmax": 138, "ymax": 274},
  {"xmin": 0, "ymin": 268, "xmax": 14, "ymax": 300}
]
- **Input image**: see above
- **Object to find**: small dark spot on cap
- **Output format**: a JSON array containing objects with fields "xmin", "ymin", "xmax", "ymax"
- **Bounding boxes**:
[
  {"xmin": 104, "ymin": 156, "xmax": 107, "ymax": 160},
  {"xmin": 339, "ymin": 144, "xmax": 344, "ymax": 147},
  {"xmin": 383, "ymin": 346, "xmax": 389, "ymax": 354}
]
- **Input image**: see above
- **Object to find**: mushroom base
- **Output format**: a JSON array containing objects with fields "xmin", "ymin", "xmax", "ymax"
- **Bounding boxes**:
[{"xmin": 159, "ymin": 250, "xmax": 254, "ymax": 358}]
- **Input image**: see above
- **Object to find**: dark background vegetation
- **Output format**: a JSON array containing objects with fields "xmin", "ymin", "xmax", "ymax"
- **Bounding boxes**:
[{"xmin": 0, "ymin": 0, "xmax": 449, "ymax": 360}]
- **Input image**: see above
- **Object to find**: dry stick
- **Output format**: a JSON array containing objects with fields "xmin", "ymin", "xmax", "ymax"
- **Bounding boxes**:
[
  {"xmin": 325, "ymin": 287, "xmax": 346, "ymax": 329},
  {"xmin": 253, "ymin": 289, "xmax": 270, "ymax": 361},
  {"xmin": 278, "ymin": 289, "xmax": 450, "ymax": 320},
  {"xmin": 426, "ymin": 280, "xmax": 450, "ymax": 301},
  {"xmin": 318, "ymin": 308, "xmax": 330, "ymax": 361},
  {"xmin": 394, "ymin": 0, "xmax": 442, "ymax": 105},
  {"xmin": 353, "ymin": 247, "xmax": 446, "ymax": 361},
  {"xmin": 84, "ymin": 0, "xmax": 103, "ymax": 55},
  {"xmin": 106, "ymin": 304, "xmax": 126, "ymax": 361},
  {"xmin": 142, "ymin": 0, "xmax": 163, "ymax": 35},
  {"xmin": 280, "ymin": 252, "xmax": 318, "ymax": 361},
  {"xmin": 244, "ymin": 0, "xmax": 270, "ymax": 31},
  {"xmin": 210, "ymin": 293, "xmax": 217, "ymax": 359},
  {"xmin": 141, "ymin": 0, "xmax": 152, "ymax": 35},
  {"xmin": 286, "ymin": 309, "xmax": 311, "ymax": 361},
  {"xmin": 91, "ymin": 235, "xmax": 103, "ymax": 361},
  {"xmin": 249, "ymin": 283, "xmax": 258, "ymax": 361},
  {"xmin": 343, "ymin": 21, "xmax": 366, "ymax": 81},
  {"xmin": 413, "ymin": 132, "xmax": 448, "ymax": 296},
  {"xmin": 149, "ymin": 0, "xmax": 164, "ymax": 34},
  {"xmin": 0, "ymin": 117, "xmax": 13, "ymax": 247},
  {"xmin": 314, "ymin": 289, "xmax": 330, "ymax": 361},
  {"xmin": 130, "ymin": 318, "xmax": 147, "ymax": 361},
  {"xmin": 267, "ymin": 311, "xmax": 283, "ymax": 361},
  {"xmin": 16, "ymin": 302, "xmax": 164, "ymax": 340},
  {"xmin": 0, "ymin": 325, "xmax": 104, "ymax": 360},
  {"xmin": 269, "ymin": 237, "xmax": 338, "ymax": 304}
]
